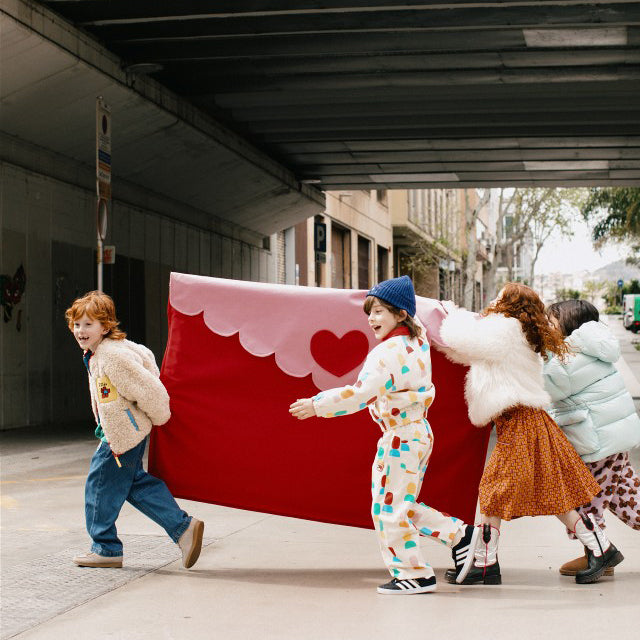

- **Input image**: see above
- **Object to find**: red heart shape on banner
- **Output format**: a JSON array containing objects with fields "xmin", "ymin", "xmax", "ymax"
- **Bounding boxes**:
[{"xmin": 310, "ymin": 330, "xmax": 370, "ymax": 377}]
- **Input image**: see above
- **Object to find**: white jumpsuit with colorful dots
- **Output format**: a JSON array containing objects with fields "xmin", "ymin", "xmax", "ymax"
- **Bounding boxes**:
[{"xmin": 313, "ymin": 327, "xmax": 465, "ymax": 580}]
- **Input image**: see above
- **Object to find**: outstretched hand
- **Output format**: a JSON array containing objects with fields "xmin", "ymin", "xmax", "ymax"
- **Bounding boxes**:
[{"xmin": 289, "ymin": 398, "xmax": 316, "ymax": 420}]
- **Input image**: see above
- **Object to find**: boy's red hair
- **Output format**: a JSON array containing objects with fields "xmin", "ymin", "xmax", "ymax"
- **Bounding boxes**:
[
  {"xmin": 484, "ymin": 282, "xmax": 568, "ymax": 361},
  {"xmin": 65, "ymin": 290, "xmax": 126, "ymax": 340}
]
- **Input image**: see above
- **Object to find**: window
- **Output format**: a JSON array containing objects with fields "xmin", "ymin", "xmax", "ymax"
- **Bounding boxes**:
[
  {"xmin": 377, "ymin": 245, "xmax": 389, "ymax": 283},
  {"xmin": 357, "ymin": 235, "xmax": 370, "ymax": 289},
  {"xmin": 331, "ymin": 224, "xmax": 351, "ymax": 288}
]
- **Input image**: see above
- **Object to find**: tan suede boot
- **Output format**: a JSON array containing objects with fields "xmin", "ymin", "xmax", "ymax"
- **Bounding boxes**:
[
  {"xmin": 178, "ymin": 518, "xmax": 204, "ymax": 569},
  {"xmin": 559, "ymin": 549, "xmax": 614, "ymax": 577}
]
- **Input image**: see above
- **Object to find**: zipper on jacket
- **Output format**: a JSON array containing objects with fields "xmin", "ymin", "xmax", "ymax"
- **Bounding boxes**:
[{"xmin": 125, "ymin": 408, "xmax": 140, "ymax": 431}]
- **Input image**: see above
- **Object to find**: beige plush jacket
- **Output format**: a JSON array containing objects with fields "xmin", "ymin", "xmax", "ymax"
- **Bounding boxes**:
[{"xmin": 86, "ymin": 338, "xmax": 171, "ymax": 455}]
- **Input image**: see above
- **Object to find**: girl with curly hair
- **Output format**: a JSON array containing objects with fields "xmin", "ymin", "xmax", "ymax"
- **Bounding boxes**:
[{"xmin": 439, "ymin": 283, "xmax": 623, "ymax": 586}]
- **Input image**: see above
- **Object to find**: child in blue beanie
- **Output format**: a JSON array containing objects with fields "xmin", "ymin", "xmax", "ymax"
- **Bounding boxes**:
[{"xmin": 290, "ymin": 276, "xmax": 479, "ymax": 594}]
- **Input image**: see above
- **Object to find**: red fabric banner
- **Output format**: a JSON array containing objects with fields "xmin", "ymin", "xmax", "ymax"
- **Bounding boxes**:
[{"xmin": 149, "ymin": 274, "xmax": 489, "ymax": 527}]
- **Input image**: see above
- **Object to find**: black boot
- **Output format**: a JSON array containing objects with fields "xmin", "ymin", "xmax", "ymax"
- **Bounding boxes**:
[
  {"xmin": 445, "ymin": 562, "xmax": 502, "ymax": 585},
  {"xmin": 572, "ymin": 514, "xmax": 624, "ymax": 584},
  {"xmin": 575, "ymin": 546, "xmax": 623, "ymax": 584}
]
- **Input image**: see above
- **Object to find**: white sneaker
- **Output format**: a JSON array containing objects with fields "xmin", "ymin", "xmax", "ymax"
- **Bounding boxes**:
[{"xmin": 178, "ymin": 518, "xmax": 204, "ymax": 569}]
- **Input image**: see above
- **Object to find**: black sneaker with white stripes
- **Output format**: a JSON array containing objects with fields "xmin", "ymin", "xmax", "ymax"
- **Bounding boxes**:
[
  {"xmin": 377, "ymin": 576, "xmax": 437, "ymax": 595},
  {"xmin": 451, "ymin": 524, "xmax": 481, "ymax": 584}
]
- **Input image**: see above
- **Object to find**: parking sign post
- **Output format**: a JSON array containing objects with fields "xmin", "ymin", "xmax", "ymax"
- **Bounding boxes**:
[{"xmin": 96, "ymin": 97, "xmax": 111, "ymax": 291}]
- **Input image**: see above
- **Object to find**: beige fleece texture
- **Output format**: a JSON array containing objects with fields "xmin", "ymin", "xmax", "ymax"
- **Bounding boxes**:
[{"xmin": 87, "ymin": 338, "xmax": 171, "ymax": 455}]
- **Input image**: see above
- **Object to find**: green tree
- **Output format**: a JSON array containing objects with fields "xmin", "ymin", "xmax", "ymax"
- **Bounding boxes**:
[
  {"xmin": 603, "ymin": 281, "xmax": 620, "ymax": 307},
  {"xmin": 602, "ymin": 279, "xmax": 640, "ymax": 308},
  {"xmin": 582, "ymin": 188, "xmax": 640, "ymax": 263},
  {"xmin": 555, "ymin": 288, "xmax": 581, "ymax": 301},
  {"xmin": 623, "ymin": 279, "xmax": 640, "ymax": 295},
  {"xmin": 581, "ymin": 280, "xmax": 605, "ymax": 304}
]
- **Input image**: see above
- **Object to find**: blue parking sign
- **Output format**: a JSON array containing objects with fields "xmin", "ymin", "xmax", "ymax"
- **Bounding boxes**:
[{"xmin": 314, "ymin": 222, "xmax": 326, "ymax": 253}]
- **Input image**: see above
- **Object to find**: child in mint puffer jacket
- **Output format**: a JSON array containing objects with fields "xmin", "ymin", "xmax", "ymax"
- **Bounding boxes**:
[{"xmin": 544, "ymin": 299, "xmax": 640, "ymax": 577}]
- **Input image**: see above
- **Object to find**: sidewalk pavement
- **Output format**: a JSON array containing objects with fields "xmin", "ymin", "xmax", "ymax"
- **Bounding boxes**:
[{"xmin": 2, "ymin": 318, "xmax": 639, "ymax": 640}]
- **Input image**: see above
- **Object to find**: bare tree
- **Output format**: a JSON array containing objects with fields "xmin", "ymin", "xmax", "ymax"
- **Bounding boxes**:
[
  {"xmin": 463, "ymin": 188, "xmax": 491, "ymax": 310},
  {"xmin": 484, "ymin": 188, "xmax": 517, "ymax": 301},
  {"xmin": 522, "ymin": 188, "xmax": 584, "ymax": 285},
  {"xmin": 484, "ymin": 188, "xmax": 583, "ymax": 300}
]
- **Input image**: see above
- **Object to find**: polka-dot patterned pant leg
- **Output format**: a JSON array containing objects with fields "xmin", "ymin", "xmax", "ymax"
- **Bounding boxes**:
[{"xmin": 371, "ymin": 421, "xmax": 465, "ymax": 579}]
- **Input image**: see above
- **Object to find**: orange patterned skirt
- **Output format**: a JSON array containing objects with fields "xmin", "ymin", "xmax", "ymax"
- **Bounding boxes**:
[{"xmin": 479, "ymin": 406, "xmax": 602, "ymax": 520}]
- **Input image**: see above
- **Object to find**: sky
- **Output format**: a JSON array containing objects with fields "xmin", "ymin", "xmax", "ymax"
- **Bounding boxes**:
[{"xmin": 535, "ymin": 216, "xmax": 624, "ymax": 275}]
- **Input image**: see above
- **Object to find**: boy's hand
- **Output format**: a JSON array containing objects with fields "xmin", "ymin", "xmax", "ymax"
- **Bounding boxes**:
[{"xmin": 289, "ymin": 398, "xmax": 316, "ymax": 420}]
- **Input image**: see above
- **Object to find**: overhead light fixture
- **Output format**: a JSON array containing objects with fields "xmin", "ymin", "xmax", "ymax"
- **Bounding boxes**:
[
  {"xmin": 524, "ymin": 161, "xmax": 609, "ymax": 171},
  {"xmin": 523, "ymin": 28, "xmax": 627, "ymax": 47},
  {"xmin": 123, "ymin": 62, "xmax": 164, "ymax": 74},
  {"xmin": 300, "ymin": 178, "xmax": 322, "ymax": 184}
]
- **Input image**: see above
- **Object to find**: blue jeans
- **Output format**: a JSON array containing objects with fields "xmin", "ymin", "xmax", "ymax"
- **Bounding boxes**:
[{"xmin": 85, "ymin": 438, "xmax": 191, "ymax": 557}]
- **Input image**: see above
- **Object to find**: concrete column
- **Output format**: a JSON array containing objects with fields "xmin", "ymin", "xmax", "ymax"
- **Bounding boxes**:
[{"xmin": 284, "ymin": 226, "xmax": 296, "ymax": 285}]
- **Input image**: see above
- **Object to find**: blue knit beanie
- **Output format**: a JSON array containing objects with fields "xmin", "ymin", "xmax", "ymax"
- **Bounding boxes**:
[{"xmin": 367, "ymin": 275, "xmax": 416, "ymax": 317}]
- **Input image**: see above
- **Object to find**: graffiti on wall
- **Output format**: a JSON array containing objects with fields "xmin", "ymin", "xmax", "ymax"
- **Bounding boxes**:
[{"xmin": 1, "ymin": 264, "xmax": 26, "ymax": 328}]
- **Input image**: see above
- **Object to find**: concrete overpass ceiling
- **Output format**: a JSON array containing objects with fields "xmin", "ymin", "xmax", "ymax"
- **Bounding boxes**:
[
  {"xmin": 35, "ymin": 0, "xmax": 640, "ymax": 189},
  {"xmin": 1, "ymin": 2, "xmax": 324, "ymax": 238}
]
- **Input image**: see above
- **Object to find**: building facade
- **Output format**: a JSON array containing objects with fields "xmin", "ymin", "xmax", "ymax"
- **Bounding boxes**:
[
  {"xmin": 1, "ymin": 178, "xmax": 490, "ymax": 430},
  {"xmin": 281, "ymin": 189, "xmax": 393, "ymax": 290},
  {"xmin": 284, "ymin": 187, "xmax": 492, "ymax": 308},
  {"xmin": 0, "ymin": 160, "xmax": 279, "ymax": 429},
  {"xmin": 390, "ymin": 188, "xmax": 489, "ymax": 307}
]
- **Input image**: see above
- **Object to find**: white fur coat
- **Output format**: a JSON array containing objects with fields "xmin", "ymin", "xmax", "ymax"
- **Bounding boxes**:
[
  {"xmin": 87, "ymin": 338, "xmax": 171, "ymax": 455},
  {"xmin": 440, "ymin": 308, "xmax": 551, "ymax": 426}
]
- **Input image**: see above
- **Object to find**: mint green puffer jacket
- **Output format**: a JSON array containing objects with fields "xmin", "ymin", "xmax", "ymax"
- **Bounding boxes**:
[{"xmin": 543, "ymin": 321, "xmax": 640, "ymax": 463}]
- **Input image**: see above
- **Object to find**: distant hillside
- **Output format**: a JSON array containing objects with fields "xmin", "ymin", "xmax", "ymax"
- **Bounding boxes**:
[{"xmin": 593, "ymin": 260, "xmax": 640, "ymax": 283}]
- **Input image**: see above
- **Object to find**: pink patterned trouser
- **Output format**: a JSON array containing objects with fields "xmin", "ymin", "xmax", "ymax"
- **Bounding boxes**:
[{"xmin": 568, "ymin": 451, "xmax": 640, "ymax": 539}]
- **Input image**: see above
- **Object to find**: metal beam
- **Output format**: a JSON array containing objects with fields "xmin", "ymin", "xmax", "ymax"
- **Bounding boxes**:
[
  {"xmin": 164, "ymin": 66, "xmax": 640, "ymax": 95},
  {"xmin": 41, "ymin": 1, "xmax": 640, "ymax": 25},
  {"xmin": 71, "ymin": 4, "xmax": 640, "ymax": 40},
  {"xmin": 33, "ymin": 0, "xmax": 640, "ymax": 188}
]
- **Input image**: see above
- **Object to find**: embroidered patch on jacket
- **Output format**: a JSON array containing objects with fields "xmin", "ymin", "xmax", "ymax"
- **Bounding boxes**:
[{"xmin": 97, "ymin": 375, "xmax": 119, "ymax": 403}]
